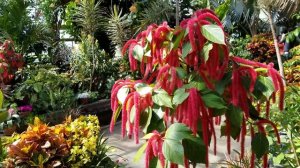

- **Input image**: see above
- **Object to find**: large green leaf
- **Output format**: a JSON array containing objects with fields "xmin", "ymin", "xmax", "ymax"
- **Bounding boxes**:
[
  {"xmin": 163, "ymin": 123, "xmax": 203, "ymax": 165},
  {"xmin": 214, "ymin": 0, "xmax": 231, "ymax": 21},
  {"xmin": 183, "ymin": 81, "xmax": 206, "ymax": 91},
  {"xmin": 201, "ymin": 25, "xmax": 225, "ymax": 45},
  {"xmin": 117, "ymin": 86, "xmax": 129, "ymax": 104},
  {"xmin": 251, "ymin": 132, "xmax": 269, "ymax": 159},
  {"xmin": 182, "ymin": 42, "xmax": 192, "ymax": 58},
  {"xmin": 173, "ymin": 88, "xmax": 189, "ymax": 105},
  {"xmin": 0, "ymin": 90, "xmax": 3, "ymax": 109},
  {"xmin": 152, "ymin": 89, "xmax": 173, "ymax": 108},
  {"xmin": 202, "ymin": 43, "xmax": 213, "ymax": 62},
  {"xmin": 202, "ymin": 92, "xmax": 227, "ymax": 109},
  {"xmin": 133, "ymin": 45, "xmax": 144, "ymax": 62},
  {"xmin": 165, "ymin": 123, "xmax": 193, "ymax": 141},
  {"xmin": 182, "ymin": 137, "xmax": 206, "ymax": 163},
  {"xmin": 163, "ymin": 139, "xmax": 185, "ymax": 165},
  {"xmin": 176, "ymin": 67, "xmax": 187, "ymax": 79},
  {"xmin": 255, "ymin": 76, "xmax": 274, "ymax": 99},
  {"xmin": 226, "ymin": 105, "xmax": 243, "ymax": 127},
  {"xmin": 172, "ymin": 30, "xmax": 185, "ymax": 50},
  {"xmin": 134, "ymin": 142, "xmax": 147, "ymax": 162},
  {"xmin": 135, "ymin": 83, "xmax": 153, "ymax": 97}
]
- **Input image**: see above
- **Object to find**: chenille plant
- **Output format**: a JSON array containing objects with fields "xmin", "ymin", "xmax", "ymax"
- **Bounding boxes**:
[{"xmin": 109, "ymin": 9, "xmax": 284, "ymax": 168}]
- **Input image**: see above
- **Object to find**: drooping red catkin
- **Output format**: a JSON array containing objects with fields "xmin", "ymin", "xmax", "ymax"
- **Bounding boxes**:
[
  {"xmin": 134, "ymin": 92, "xmax": 141, "ymax": 144},
  {"xmin": 257, "ymin": 119, "xmax": 281, "ymax": 144},
  {"xmin": 145, "ymin": 132, "xmax": 165, "ymax": 168},
  {"xmin": 184, "ymin": 158, "xmax": 189, "ymax": 168},
  {"xmin": 170, "ymin": 163, "xmax": 178, "ymax": 168},
  {"xmin": 263, "ymin": 154, "xmax": 268, "ymax": 168},
  {"xmin": 189, "ymin": 88, "xmax": 199, "ymax": 134},
  {"xmin": 207, "ymin": 109, "xmax": 217, "ymax": 156}
]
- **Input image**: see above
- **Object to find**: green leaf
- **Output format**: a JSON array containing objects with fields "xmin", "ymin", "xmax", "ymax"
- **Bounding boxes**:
[
  {"xmin": 133, "ymin": 45, "xmax": 144, "ymax": 62},
  {"xmin": 183, "ymin": 81, "xmax": 206, "ymax": 91},
  {"xmin": 117, "ymin": 86, "xmax": 129, "ymax": 104},
  {"xmin": 172, "ymin": 30, "xmax": 185, "ymax": 50},
  {"xmin": 255, "ymin": 76, "xmax": 274, "ymax": 99},
  {"xmin": 163, "ymin": 123, "xmax": 195, "ymax": 165},
  {"xmin": 251, "ymin": 132, "xmax": 269, "ymax": 159},
  {"xmin": 134, "ymin": 143, "xmax": 147, "ymax": 162},
  {"xmin": 0, "ymin": 90, "xmax": 3, "ymax": 109},
  {"xmin": 142, "ymin": 108, "xmax": 153, "ymax": 133},
  {"xmin": 113, "ymin": 106, "xmax": 122, "ymax": 123},
  {"xmin": 214, "ymin": 0, "xmax": 231, "ymax": 20},
  {"xmin": 182, "ymin": 42, "xmax": 192, "ymax": 58},
  {"xmin": 130, "ymin": 106, "xmax": 136, "ymax": 123},
  {"xmin": 202, "ymin": 43, "xmax": 213, "ymax": 62},
  {"xmin": 176, "ymin": 67, "xmax": 187, "ymax": 79},
  {"xmin": 135, "ymin": 83, "xmax": 153, "ymax": 97},
  {"xmin": 201, "ymin": 25, "xmax": 225, "ymax": 45},
  {"xmin": 273, "ymin": 153, "xmax": 285, "ymax": 165},
  {"xmin": 182, "ymin": 137, "xmax": 206, "ymax": 163},
  {"xmin": 202, "ymin": 92, "xmax": 227, "ymax": 109},
  {"xmin": 142, "ymin": 133, "xmax": 155, "ymax": 140},
  {"xmin": 226, "ymin": 105, "xmax": 243, "ymax": 127},
  {"xmin": 33, "ymin": 83, "xmax": 43, "ymax": 93},
  {"xmin": 165, "ymin": 123, "xmax": 193, "ymax": 141},
  {"xmin": 0, "ymin": 111, "xmax": 8, "ymax": 123},
  {"xmin": 163, "ymin": 139, "xmax": 185, "ymax": 165},
  {"xmin": 152, "ymin": 89, "xmax": 173, "ymax": 108},
  {"xmin": 173, "ymin": 88, "xmax": 189, "ymax": 105}
]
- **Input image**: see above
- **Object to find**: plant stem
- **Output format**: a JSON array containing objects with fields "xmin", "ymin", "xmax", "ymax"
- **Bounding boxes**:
[{"xmin": 288, "ymin": 130, "xmax": 300, "ymax": 167}]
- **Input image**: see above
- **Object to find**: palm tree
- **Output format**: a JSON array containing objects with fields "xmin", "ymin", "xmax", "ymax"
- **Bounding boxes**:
[{"xmin": 258, "ymin": 0, "xmax": 300, "ymax": 82}]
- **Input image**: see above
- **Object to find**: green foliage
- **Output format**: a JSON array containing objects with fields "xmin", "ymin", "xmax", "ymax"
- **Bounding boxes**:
[
  {"xmin": 70, "ymin": 36, "xmax": 120, "ymax": 97},
  {"xmin": 105, "ymin": 5, "xmax": 132, "ymax": 55},
  {"xmin": 73, "ymin": 0, "xmax": 103, "ymax": 36},
  {"xmin": 0, "ymin": 0, "xmax": 51, "ymax": 54},
  {"xmin": 68, "ymin": 115, "xmax": 100, "ymax": 167},
  {"xmin": 2, "ymin": 115, "xmax": 116, "ymax": 168},
  {"xmin": 290, "ymin": 45, "xmax": 300, "ymax": 57},
  {"xmin": 230, "ymin": 35, "xmax": 252, "ymax": 59},
  {"xmin": 14, "ymin": 66, "xmax": 75, "ymax": 113},
  {"xmin": 269, "ymin": 86, "xmax": 300, "ymax": 167}
]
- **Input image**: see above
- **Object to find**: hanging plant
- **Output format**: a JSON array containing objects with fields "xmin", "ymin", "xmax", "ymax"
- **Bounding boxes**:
[{"xmin": 110, "ymin": 9, "xmax": 284, "ymax": 168}]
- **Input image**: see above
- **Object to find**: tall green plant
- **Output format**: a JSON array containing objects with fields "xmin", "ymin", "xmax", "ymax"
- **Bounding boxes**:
[
  {"xmin": 110, "ymin": 9, "xmax": 284, "ymax": 168},
  {"xmin": 73, "ymin": 0, "xmax": 104, "ymax": 91}
]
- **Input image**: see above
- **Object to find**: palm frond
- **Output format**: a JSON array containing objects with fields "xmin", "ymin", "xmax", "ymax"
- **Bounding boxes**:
[
  {"xmin": 137, "ymin": 0, "xmax": 173, "ymax": 32},
  {"xmin": 73, "ymin": 0, "xmax": 104, "ymax": 36},
  {"xmin": 105, "ymin": 5, "xmax": 132, "ymax": 52}
]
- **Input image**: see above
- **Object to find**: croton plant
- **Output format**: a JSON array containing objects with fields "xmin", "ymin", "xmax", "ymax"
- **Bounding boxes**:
[
  {"xmin": 110, "ymin": 9, "xmax": 284, "ymax": 168},
  {"xmin": 0, "ymin": 40, "xmax": 23, "ymax": 84}
]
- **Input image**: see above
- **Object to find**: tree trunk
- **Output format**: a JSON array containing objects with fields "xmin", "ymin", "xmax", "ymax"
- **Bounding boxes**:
[
  {"xmin": 175, "ymin": 0, "xmax": 179, "ymax": 26},
  {"xmin": 266, "ymin": 10, "xmax": 285, "ymax": 85}
]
